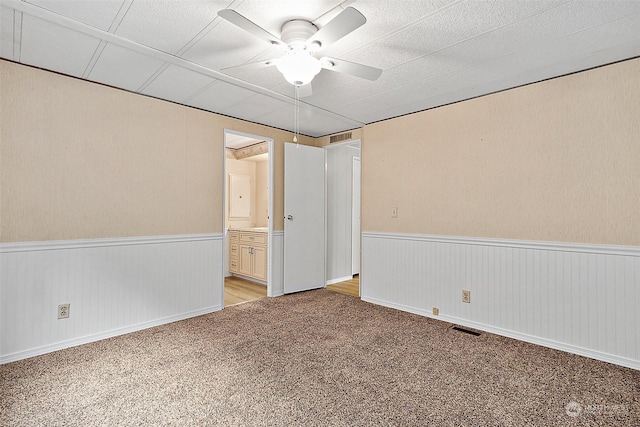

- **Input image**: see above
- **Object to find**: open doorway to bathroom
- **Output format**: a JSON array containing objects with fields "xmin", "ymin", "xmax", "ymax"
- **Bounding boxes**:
[{"xmin": 223, "ymin": 130, "xmax": 273, "ymax": 307}]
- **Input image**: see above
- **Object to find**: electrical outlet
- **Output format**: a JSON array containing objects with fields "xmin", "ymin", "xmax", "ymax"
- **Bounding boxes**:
[
  {"xmin": 391, "ymin": 207, "xmax": 398, "ymax": 218},
  {"xmin": 462, "ymin": 290, "xmax": 471, "ymax": 304},
  {"xmin": 432, "ymin": 307, "xmax": 439, "ymax": 315},
  {"xmin": 58, "ymin": 303, "xmax": 70, "ymax": 319}
]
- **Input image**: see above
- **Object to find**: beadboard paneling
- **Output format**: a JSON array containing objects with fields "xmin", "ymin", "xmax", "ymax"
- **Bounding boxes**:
[
  {"xmin": 361, "ymin": 232, "xmax": 640, "ymax": 370},
  {"xmin": 0, "ymin": 234, "xmax": 223, "ymax": 363},
  {"xmin": 269, "ymin": 231, "xmax": 284, "ymax": 297}
]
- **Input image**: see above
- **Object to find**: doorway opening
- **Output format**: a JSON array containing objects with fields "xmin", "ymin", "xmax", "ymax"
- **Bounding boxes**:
[
  {"xmin": 324, "ymin": 140, "xmax": 361, "ymax": 295},
  {"xmin": 222, "ymin": 129, "xmax": 274, "ymax": 306}
]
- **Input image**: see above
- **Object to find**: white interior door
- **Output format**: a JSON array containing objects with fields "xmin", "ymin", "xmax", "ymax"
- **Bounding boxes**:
[{"xmin": 284, "ymin": 142, "xmax": 326, "ymax": 294}]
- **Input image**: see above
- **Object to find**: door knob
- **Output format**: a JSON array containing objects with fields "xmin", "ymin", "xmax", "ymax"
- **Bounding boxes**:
[{"xmin": 287, "ymin": 215, "xmax": 294, "ymax": 221}]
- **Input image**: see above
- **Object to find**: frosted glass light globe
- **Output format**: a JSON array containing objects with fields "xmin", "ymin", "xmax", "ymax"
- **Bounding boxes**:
[{"xmin": 276, "ymin": 51, "xmax": 322, "ymax": 86}]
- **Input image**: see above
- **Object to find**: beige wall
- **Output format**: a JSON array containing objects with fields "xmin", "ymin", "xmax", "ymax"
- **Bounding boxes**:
[
  {"xmin": 4, "ymin": 57, "xmax": 639, "ymax": 245},
  {"xmin": 0, "ymin": 60, "xmax": 312, "ymax": 242},
  {"xmin": 363, "ymin": 58, "xmax": 640, "ymax": 246}
]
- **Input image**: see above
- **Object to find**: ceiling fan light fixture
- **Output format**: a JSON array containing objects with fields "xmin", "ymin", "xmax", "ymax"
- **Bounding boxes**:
[{"xmin": 276, "ymin": 51, "xmax": 322, "ymax": 86}]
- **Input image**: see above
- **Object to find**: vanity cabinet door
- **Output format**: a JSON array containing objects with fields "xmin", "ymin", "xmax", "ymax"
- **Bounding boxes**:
[
  {"xmin": 238, "ymin": 244, "xmax": 253, "ymax": 277},
  {"xmin": 251, "ymin": 245, "xmax": 267, "ymax": 281}
]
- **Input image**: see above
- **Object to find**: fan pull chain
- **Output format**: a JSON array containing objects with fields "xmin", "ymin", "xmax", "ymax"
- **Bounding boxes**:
[{"xmin": 293, "ymin": 85, "xmax": 299, "ymax": 143}]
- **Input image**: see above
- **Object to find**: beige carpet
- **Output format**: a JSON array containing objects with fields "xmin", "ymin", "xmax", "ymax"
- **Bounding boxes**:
[{"xmin": 1, "ymin": 289, "xmax": 638, "ymax": 426}]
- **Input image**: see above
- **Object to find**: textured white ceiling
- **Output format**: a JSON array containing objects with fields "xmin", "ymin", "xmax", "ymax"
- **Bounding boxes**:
[{"xmin": 2, "ymin": 0, "xmax": 640, "ymax": 137}]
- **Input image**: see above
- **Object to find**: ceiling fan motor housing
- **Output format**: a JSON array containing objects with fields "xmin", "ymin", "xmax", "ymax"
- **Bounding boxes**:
[{"xmin": 281, "ymin": 19, "xmax": 318, "ymax": 49}]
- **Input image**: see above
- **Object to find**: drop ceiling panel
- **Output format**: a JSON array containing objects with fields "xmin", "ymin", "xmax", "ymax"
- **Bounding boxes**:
[
  {"xmin": 228, "ymin": 63, "xmax": 286, "ymax": 88},
  {"xmin": 180, "ymin": 20, "xmax": 276, "ymax": 71},
  {"xmin": 185, "ymin": 81, "xmax": 257, "ymax": 113},
  {"xmin": 224, "ymin": 93, "xmax": 293, "ymax": 121},
  {"xmin": 141, "ymin": 64, "xmax": 216, "ymax": 103},
  {"xmin": 255, "ymin": 104, "xmax": 358, "ymax": 137},
  {"xmin": 25, "ymin": 0, "xmax": 125, "ymax": 31},
  {"xmin": 344, "ymin": 0, "xmax": 569, "ymax": 70},
  {"xmin": 87, "ymin": 43, "xmax": 165, "ymax": 92},
  {"xmin": 115, "ymin": 0, "xmax": 228, "ymax": 54},
  {"xmin": 318, "ymin": 0, "xmax": 457, "ymax": 59},
  {"xmin": 20, "ymin": 14, "xmax": 100, "ymax": 78}
]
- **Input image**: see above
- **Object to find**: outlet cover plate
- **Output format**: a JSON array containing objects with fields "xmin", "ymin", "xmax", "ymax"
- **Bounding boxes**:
[
  {"xmin": 462, "ymin": 290, "xmax": 471, "ymax": 303},
  {"xmin": 58, "ymin": 303, "xmax": 70, "ymax": 319}
]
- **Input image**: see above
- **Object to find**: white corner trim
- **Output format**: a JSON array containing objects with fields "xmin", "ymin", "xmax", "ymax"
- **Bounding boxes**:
[
  {"xmin": 362, "ymin": 231, "xmax": 640, "ymax": 257},
  {"xmin": 0, "ymin": 233, "xmax": 223, "ymax": 253}
]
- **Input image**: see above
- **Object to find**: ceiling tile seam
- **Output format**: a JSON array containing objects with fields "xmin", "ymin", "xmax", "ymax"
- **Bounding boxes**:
[
  {"xmin": 82, "ymin": 40, "xmax": 108, "ymax": 79},
  {"xmin": 109, "ymin": 0, "xmax": 135, "ymax": 34},
  {"xmin": 12, "ymin": 8, "xmax": 22, "ymax": 62},
  {"xmin": 175, "ymin": 21, "xmax": 220, "ymax": 57},
  {"xmin": 175, "ymin": 0, "xmax": 246, "ymax": 56},
  {"xmin": 368, "ymin": 0, "xmax": 578, "ymax": 76},
  {"xmin": 6, "ymin": 0, "xmax": 363, "ymax": 128},
  {"xmin": 82, "ymin": 0, "xmax": 133, "ymax": 79},
  {"xmin": 136, "ymin": 63, "xmax": 171, "ymax": 93},
  {"xmin": 181, "ymin": 79, "xmax": 220, "ymax": 104}
]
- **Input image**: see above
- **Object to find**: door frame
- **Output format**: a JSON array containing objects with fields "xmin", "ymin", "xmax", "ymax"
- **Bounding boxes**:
[{"xmin": 222, "ymin": 129, "xmax": 274, "ymax": 303}]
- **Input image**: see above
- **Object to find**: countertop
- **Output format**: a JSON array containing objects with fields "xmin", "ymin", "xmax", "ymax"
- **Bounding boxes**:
[{"xmin": 229, "ymin": 227, "xmax": 268, "ymax": 233}]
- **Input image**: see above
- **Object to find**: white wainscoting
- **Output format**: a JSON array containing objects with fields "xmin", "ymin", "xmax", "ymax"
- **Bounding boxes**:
[
  {"xmin": 269, "ymin": 231, "xmax": 284, "ymax": 297},
  {"xmin": 362, "ymin": 232, "xmax": 640, "ymax": 370},
  {"xmin": 0, "ymin": 234, "xmax": 223, "ymax": 364}
]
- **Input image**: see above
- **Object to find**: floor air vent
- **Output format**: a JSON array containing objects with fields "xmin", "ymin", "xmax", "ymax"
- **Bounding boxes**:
[
  {"xmin": 451, "ymin": 326, "xmax": 481, "ymax": 336},
  {"xmin": 330, "ymin": 132, "xmax": 352, "ymax": 143}
]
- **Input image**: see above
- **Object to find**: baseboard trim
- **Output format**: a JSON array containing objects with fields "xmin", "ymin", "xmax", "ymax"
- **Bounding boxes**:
[
  {"xmin": 326, "ymin": 276, "xmax": 353, "ymax": 286},
  {"xmin": 0, "ymin": 305, "xmax": 222, "ymax": 365},
  {"xmin": 361, "ymin": 295, "xmax": 639, "ymax": 371}
]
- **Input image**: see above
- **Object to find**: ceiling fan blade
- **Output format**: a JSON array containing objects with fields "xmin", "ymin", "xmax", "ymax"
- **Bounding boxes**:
[
  {"xmin": 297, "ymin": 83, "xmax": 313, "ymax": 98},
  {"xmin": 221, "ymin": 59, "xmax": 278, "ymax": 73},
  {"xmin": 320, "ymin": 57, "xmax": 382, "ymax": 81},
  {"xmin": 218, "ymin": 9, "xmax": 286, "ymax": 48},
  {"xmin": 307, "ymin": 7, "xmax": 366, "ymax": 50}
]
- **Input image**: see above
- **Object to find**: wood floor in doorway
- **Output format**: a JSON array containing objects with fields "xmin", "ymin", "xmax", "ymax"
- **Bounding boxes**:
[
  {"xmin": 327, "ymin": 276, "xmax": 359, "ymax": 297},
  {"xmin": 224, "ymin": 275, "xmax": 360, "ymax": 307},
  {"xmin": 224, "ymin": 276, "xmax": 267, "ymax": 307}
]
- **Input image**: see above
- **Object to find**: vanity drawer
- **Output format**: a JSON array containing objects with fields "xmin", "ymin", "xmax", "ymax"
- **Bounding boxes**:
[
  {"xmin": 229, "ymin": 258, "xmax": 238, "ymax": 273},
  {"xmin": 229, "ymin": 231, "xmax": 239, "ymax": 243},
  {"xmin": 239, "ymin": 232, "xmax": 267, "ymax": 244},
  {"xmin": 229, "ymin": 243, "xmax": 239, "ymax": 257}
]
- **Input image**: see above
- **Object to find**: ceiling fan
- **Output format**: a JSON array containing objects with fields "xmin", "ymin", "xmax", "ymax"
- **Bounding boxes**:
[{"xmin": 217, "ymin": 7, "xmax": 382, "ymax": 96}]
